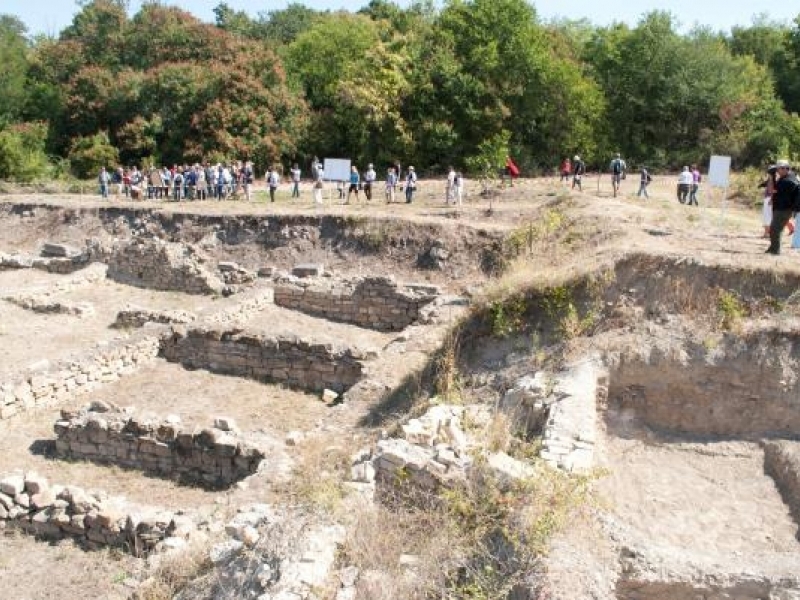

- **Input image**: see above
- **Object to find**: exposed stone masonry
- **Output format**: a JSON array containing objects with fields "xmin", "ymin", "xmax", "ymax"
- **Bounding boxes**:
[
  {"xmin": 105, "ymin": 238, "xmax": 224, "ymax": 295},
  {"xmin": 0, "ymin": 330, "xmax": 161, "ymax": 421},
  {"xmin": 113, "ymin": 306, "xmax": 196, "ymax": 328},
  {"xmin": 54, "ymin": 405, "xmax": 265, "ymax": 488},
  {"xmin": 160, "ymin": 326, "xmax": 371, "ymax": 393},
  {"xmin": 274, "ymin": 275, "xmax": 439, "ymax": 331},
  {"xmin": 0, "ymin": 471, "xmax": 194, "ymax": 555}
]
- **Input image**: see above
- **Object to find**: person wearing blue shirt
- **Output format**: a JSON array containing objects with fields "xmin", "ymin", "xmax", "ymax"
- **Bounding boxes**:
[{"xmin": 346, "ymin": 165, "xmax": 360, "ymax": 204}]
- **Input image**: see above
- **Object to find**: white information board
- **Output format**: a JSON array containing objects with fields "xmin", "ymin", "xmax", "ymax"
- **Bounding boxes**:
[
  {"xmin": 323, "ymin": 158, "xmax": 351, "ymax": 182},
  {"xmin": 708, "ymin": 155, "xmax": 731, "ymax": 188}
]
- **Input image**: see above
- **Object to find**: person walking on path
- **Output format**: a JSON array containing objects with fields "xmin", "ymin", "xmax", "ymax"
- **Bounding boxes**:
[
  {"xmin": 363, "ymin": 163, "xmax": 376, "ymax": 201},
  {"xmin": 290, "ymin": 163, "xmax": 301, "ymax": 198},
  {"xmin": 385, "ymin": 167, "xmax": 397, "ymax": 203},
  {"xmin": 404, "ymin": 166, "xmax": 417, "ymax": 203},
  {"xmin": 99, "ymin": 167, "xmax": 110, "ymax": 199},
  {"xmin": 766, "ymin": 160, "xmax": 800, "ymax": 255},
  {"xmin": 637, "ymin": 166, "xmax": 651, "ymax": 199},
  {"xmin": 446, "ymin": 166, "xmax": 456, "ymax": 204},
  {"xmin": 571, "ymin": 155, "xmax": 585, "ymax": 191},
  {"xmin": 688, "ymin": 164, "xmax": 701, "ymax": 205},
  {"xmin": 346, "ymin": 165, "xmax": 360, "ymax": 204},
  {"xmin": 266, "ymin": 166, "xmax": 280, "ymax": 203},
  {"xmin": 560, "ymin": 157, "xmax": 572, "ymax": 183},
  {"xmin": 610, "ymin": 153, "xmax": 627, "ymax": 197},
  {"xmin": 313, "ymin": 165, "xmax": 324, "ymax": 206},
  {"xmin": 677, "ymin": 166, "xmax": 693, "ymax": 204}
]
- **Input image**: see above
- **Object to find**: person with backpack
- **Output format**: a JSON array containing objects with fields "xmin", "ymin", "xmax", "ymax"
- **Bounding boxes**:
[
  {"xmin": 571, "ymin": 155, "xmax": 585, "ymax": 191},
  {"xmin": 766, "ymin": 159, "xmax": 800, "ymax": 255},
  {"xmin": 609, "ymin": 153, "xmax": 627, "ymax": 197},
  {"xmin": 637, "ymin": 166, "xmax": 652, "ymax": 199}
]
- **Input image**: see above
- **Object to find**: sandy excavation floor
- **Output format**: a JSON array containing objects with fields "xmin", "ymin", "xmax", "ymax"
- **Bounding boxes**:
[
  {"xmin": 0, "ymin": 275, "xmax": 220, "ymax": 380},
  {"xmin": 597, "ymin": 436, "xmax": 800, "ymax": 575}
]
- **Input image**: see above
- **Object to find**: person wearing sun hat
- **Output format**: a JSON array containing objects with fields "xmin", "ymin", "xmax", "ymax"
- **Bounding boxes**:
[{"xmin": 766, "ymin": 159, "xmax": 800, "ymax": 255}]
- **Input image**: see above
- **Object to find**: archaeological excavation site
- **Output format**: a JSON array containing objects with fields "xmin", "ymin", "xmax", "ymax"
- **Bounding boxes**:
[{"xmin": 1, "ymin": 187, "xmax": 799, "ymax": 600}]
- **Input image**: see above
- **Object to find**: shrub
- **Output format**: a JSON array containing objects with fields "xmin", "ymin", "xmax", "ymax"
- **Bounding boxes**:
[{"xmin": 0, "ymin": 122, "xmax": 51, "ymax": 181}]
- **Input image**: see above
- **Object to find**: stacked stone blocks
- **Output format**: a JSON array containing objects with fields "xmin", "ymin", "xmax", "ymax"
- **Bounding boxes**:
[
  {"xmin": 0, "ymin": 471, "xmax": 192, "ymax": 556},
  {"xmin": 160, "ymin": 326, "xmax": 369, "ymax": 393},
  {"xmin": 0, "ymin": 330, "xmax": 161, "ymax": 421},
  {"xmin": 105, "ymin": 238, "xmax": 224, "ymax": 295},
  {"xmin": 54, "ymin": 406, "xmax": 265, "ymax": 488},
  {"xmin": 274, "ymin": 275, "xmax": 439, "ymax": 331}
]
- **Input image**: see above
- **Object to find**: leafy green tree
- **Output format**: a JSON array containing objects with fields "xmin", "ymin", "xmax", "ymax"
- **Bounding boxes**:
[
  {"xmin": 61, "ymin": 0, "xmax": 128, "ymax": 71},
  {"xmin": 0, "ymin": 15, "xmax": 30, "ymax": 125},
  {"xmin": 284, "ymin": 12, "xmax": 410, "ymax": 165},
  {"xmin": 68, "ymin": 130, "xmax": 119, "ymax": 178},
  {"xmin": 0, "ymin": 122, "xmax": 50, "ymax": 181}
]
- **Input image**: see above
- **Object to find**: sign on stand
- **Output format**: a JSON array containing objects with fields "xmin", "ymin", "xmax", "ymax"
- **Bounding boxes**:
[{"xmin": 708, "ymin": 155, "xmax": 731, "ymax": 230}]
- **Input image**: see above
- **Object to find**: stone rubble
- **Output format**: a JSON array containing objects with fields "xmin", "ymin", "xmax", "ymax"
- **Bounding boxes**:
[
  {"xmin": 113, "ymin": 305, "xmax": 196, "ymax": 329},
  {"xmin": 0, "ymin": 471, "xmax": 195, "ymax": 556},
  {"xmin": 538, "ymin": 359, "xmax": 604, "ymax": 473},
  {"xmin": 54, "ymin": 406, "xmax": 265, "ymax": 488}
]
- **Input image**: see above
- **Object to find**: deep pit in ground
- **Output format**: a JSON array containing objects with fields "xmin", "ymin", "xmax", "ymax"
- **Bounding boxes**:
[{"xmin": 1, "ymin": 198, "xmax": 800, "ymax": 599}]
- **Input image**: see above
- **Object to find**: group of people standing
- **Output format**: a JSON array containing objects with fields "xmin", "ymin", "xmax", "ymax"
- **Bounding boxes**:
[
  {"xmin": 99, "ymin": 162, "xmax": 256, "ymax": 201},
  {"xmin": 308, "ymin": 158, "xmax": 419, "ymax": 205}
]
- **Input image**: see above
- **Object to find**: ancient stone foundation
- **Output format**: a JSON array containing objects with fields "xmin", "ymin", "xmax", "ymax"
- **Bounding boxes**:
[
  {"xmin": 0, "ymin": 471, "xmax": 193, "ymax": 556},
  {"xmin": 105, "ymin": 238, "xmax": 224, "ymax": 295},
  {"xmin": 0, "ymin": 330, "xmax": 161, "ymax": 420},
  {"xmin": 54, "ymin": 405, "xmax": 265, "ymax": 488},
  {"xmin": 113, "ymin": 306, "xmax": 196, "ymax": 328},
  {"xmin": 160, "ymin": 326, "xmax": 370, "ymax": 393},
  {"xmin": 273, "ymin": 275, "xmax": 439, "ymax": 331}
]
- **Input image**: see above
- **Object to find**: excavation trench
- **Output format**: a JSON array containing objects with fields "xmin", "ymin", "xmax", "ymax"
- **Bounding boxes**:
[{"xmin": 604, "ymin": 331, "xmax": 800, "ymax": 599}]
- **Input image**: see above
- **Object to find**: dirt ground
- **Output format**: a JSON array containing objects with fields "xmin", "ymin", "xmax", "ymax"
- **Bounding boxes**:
[{"xmin": 2, "ymin": 175, "xmax": 800, "ymax": 599}]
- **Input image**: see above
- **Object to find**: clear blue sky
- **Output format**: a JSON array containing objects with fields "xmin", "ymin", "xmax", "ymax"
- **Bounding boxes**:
[{"xmin": 4, "ymin": 0, "xmax": 798, "ymax": 37}]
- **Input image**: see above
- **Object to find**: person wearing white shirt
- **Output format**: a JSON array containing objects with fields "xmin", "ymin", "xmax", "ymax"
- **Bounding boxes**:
[{"xmin": 677, "ymin": 166, "xmax": 693, "ymax": 204}]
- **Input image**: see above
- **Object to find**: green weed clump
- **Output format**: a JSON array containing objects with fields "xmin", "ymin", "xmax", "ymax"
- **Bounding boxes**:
[{"xmin": 716, "ymin": 290, "xmax": 747, "ymax": 330}]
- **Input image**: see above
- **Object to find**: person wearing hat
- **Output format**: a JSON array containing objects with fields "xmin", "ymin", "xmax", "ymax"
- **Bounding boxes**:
[
  {"xmin": 405, "ymin": 166, "xmax": 417, "ymax": 203},
  {"xmin": 363, "ymin": 163, "xmax": 376, "ymax": 201},
  {"xmin": 571, "ymin": 155, "xmax": 585, "ymax": 191},
  {"xmin": 766, "ymin": 159, "xmax": 800, "ymax": 255}
]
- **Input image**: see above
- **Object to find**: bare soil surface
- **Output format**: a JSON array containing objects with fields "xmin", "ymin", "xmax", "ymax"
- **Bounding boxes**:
[{"xmin": 597, "ymin": 437, "xmax": 800, "ymax": 572}]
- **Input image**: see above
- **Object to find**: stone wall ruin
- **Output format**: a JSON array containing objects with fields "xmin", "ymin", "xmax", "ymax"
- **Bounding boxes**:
[
  {"xmin": 0, "ymin": 471, "xmax": 193, "ymax": 555},
  {"xmin": 54, "ymin": 406, "xmax": 265, "ymax": 488},
  {"xmin": 160, "ymin": 326, "xmax": 371, "ymax": 393},
  {"xmin": 105, "ymin": 238, "xmax": 224, "ymax": 295},
  {"xmin": 273, "ymin": 275, "xmax": 439, "ymax": 331}
]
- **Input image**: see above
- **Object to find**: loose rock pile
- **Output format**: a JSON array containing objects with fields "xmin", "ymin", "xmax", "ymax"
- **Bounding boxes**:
[
  {"xmin": 160, "ymin": 326, "xmax": 372, "ymax": 393},
  {"xmin": 0, "ymin": 471, "xmax": 194, "ymax": 555},
  {"xmin": 54, "ymin": 404, "xmax": 265, "ymax": 488},
  {"xmin": 274, "ymin": 275, "xmax": 440, "ymax": 331}
]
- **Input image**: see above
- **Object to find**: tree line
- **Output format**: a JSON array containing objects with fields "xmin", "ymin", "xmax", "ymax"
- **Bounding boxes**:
[{"xmin": 1, "ymin": 0, "xmax": 799, "ymax": 181}]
